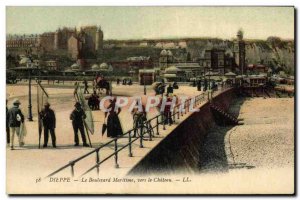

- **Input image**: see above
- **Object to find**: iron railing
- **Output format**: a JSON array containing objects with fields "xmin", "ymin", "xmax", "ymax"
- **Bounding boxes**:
[{"xmin": 46, "ymin": 86, "xmax": 231, "ymax": 178}]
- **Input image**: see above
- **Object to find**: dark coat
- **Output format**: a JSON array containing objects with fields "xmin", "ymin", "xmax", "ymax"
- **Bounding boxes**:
[
  {"xmin": 70, "ymin": 108, "xmax": 86, "ymax": 127},
  {"xmin": 167, "ymin": 86, "xmax": 173, "ymax": 94},
  {"xmin": 7, "ymin": 106, "xmax": 24, "ymax": 127},
  {"xmin": 6, "ymin": 107, "xmax": 9, "ymax": 127},
  {"xmin": 106, "ymin": 101, "xmax": 123, "ymax": 137},
  {"xmin": 40, "ymin": 108, "xmax": 56, "ymax": 129}
]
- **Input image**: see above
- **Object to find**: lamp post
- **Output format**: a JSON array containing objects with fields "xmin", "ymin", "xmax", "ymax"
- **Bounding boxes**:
[
  {"xmin": 208, "ymin": 68, "xmax": 212, "ymax": 100},
  {"xmin": 27, "ymin": 61, "xmax": 33, "ymax": 121},
  {"xmin": 143, "ymin": 66, "xmax": 146, "ymax": 95},
  {"xmin": 208, "ymin": 68, "xmax": 211, "ymax": 90}
]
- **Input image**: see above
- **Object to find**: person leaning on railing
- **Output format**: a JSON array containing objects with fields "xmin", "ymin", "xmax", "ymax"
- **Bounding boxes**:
[{"xmin": 131, "ymin": 101, "xmax": 147, "ymax": 138}]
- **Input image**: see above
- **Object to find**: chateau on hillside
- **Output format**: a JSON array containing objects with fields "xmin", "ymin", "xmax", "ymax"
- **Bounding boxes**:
[{"xmin": 6, "ymin": 25, "xmax": 104, "ymax": 60}]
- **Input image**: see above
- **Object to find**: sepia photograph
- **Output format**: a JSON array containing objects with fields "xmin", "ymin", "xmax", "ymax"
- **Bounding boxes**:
[{"xmin": 4, "ymin": 6, "xmax": 295, "ymax": 195}]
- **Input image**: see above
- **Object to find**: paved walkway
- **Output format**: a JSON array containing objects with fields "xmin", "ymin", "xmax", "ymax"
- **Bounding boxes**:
[{"xmin": 7, "ymin": 83, "xmax": 206, "ymax": 185}]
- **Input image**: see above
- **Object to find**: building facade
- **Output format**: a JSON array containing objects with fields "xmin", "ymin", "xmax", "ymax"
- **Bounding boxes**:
[{"xmin": 6, "ymin": 25, "xmax": 104, "ymax": 56}]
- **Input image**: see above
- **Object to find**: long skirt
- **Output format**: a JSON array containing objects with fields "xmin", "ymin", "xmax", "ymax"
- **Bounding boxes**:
[{"xmin": 107, "ymin": 113, "xmax": 123, "ymax": 137}]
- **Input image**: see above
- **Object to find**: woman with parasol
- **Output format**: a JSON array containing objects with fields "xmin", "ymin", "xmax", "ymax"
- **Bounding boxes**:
[{"xmin": 104, "ymin": 98, "xmax": 123, "ymax": 138}]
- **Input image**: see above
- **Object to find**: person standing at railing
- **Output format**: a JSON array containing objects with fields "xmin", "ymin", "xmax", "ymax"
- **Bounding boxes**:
[
  {"xmin": 197, "ymin": 80, "xmax": 202, "ymax": 91},
  {"xmin": 131, "ymin": 101, "xmax": 147, "ymax": 138},
  {"xmin": 70, "ymin": 102, "xmax": 89, "ymax": 147},
  {"xmin": 203, "ymin": 79, "xmax": 208, "ymax": 91},
  {"xmin": 160, "ymin": 94, "xmax": 173, "ymax": 126},
  {"xmin": 104, "ymin": 98, "xmax": 123, "ymax": 138}
]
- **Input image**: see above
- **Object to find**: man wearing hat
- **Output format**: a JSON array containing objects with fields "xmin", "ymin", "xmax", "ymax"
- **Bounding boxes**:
[
  {"xmin": 166, "ymin": 84, "xmax": 173, "ymax": 96},
  {"xmin": 6, "ymin": 99, "xmax": 10, "ymax": 145},
  {"xmin": 39, "ymin": 102, "xmax": 56, "ymax": 148},
  {"xmin": 70, "ymin": 102, "xmax": 89, "ymax": 147},
  {"xmin": 7, "ymin": 99, "xmax": 24, "ymax": 150}
]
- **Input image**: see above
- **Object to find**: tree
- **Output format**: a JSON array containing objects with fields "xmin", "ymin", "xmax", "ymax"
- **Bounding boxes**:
[{"xmin": 267, "ymin": 36, "xmax": 283, "ymax": 48}]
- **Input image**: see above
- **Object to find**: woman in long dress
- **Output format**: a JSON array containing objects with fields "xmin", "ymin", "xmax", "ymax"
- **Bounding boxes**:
[{"xmin": 105, "ymin": 98, "xmax": 123, "ymax": 138}]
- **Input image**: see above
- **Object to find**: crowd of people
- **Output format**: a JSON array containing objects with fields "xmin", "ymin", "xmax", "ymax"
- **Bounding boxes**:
[
  {"xmin": 6, "ymin": 98, "xmax": 92, "ymax": 150},
  {"xmin": 7, "ymin": 76, "xmax": 212, "ymax": 150},
  {"xmin": 116, "ymin": 78, "xmax": 133, "ymax": 85},
  {"xmin": 192, "ymin": 79, "xmax": 218, "ymax": 92}
]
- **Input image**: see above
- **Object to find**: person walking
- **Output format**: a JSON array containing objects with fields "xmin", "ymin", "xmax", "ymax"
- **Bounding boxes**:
[
  {"xmin": 83, "ymin": 78, "xmax": 89, "ymax": 94},
  {"xmin": 70, "ymin": 102, "xmax": 89, "ymax": 147},
  {"xmin": 7, "ymin": 99, "xmax": 24, "ymax": 150},
  {"xmin": 39, "ymin": 102, "xmax": 56, "ymax": 148}
]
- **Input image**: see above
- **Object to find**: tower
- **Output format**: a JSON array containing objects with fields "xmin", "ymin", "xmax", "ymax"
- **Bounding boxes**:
[
  {"xmin": 233, "ymin": 29, "xmax": 246, "ymax": 75},
  {"xmin": 95, "ymin": 26, "xmax": 103, "ymax": 52},
  {"xmin": 54, "ymin": 29, "xmax": 60, "ymax": 50}
]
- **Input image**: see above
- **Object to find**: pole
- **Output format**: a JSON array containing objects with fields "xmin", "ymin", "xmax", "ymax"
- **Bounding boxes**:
[
  {"xmin": 208, "ymin": 69, "xmax": 211, "ymax": 100},
  {"xmin": 28, "ymin": 64, "xmax": 33, "ymax": 121},
  {"xmin": 37, "ymin": 83, "xmax": 41, "ymax": 149},
  {"xmin": 143, "ymin": 67, "xmax": 146, "ymax": 95}
]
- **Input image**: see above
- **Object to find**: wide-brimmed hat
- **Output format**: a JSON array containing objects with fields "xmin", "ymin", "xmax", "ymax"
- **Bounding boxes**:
[{"xmin": 12, "ymin": 99, "xmax": 21, "ymax": 105}]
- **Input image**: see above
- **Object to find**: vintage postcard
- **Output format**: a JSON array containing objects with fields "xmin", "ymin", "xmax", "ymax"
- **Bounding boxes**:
[{"xmin": 6, "ymin": 6, "xmax": 295, "ymax": 195}]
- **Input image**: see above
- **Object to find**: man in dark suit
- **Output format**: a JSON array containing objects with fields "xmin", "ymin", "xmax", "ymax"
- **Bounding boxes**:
[
  {"xmin": 70, "ymin": 102, "xmax": 89, "ymax": 147},
  {"xmin": 83, "ymin": 78, "xmax": 89, "ymax": 94},
  {"xmin": 40, "ymin": 102, "xmax": 56, "ymax": 148},
  {"xmin": 6, "ymin": 99, "xmax": 10, "ymax": 145},
  {"xmin": 167, "ymin": 84, "xmax": 173, "ymax": 96}
]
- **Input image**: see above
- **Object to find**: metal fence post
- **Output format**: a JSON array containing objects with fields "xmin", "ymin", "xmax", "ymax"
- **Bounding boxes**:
[
  {"xmin": 148, "ymin": 122, "xmax": 152, "ymax": 141},
  {"xmin": 139, "ymin": 126, "xmax": 144, "ymax": 148},
  {"xmin": 70, "ymin": 162, "xmax": 75, "ymax": 178},
  {"xmin": 128, "ymin": 131, "xmax": 133, "ymax": 157},
  {"xmin": 96, "ymin": 149, "xmax": 100, "ymax": 176},
  {"xmin": 114, "ymin": 139, "xmax": 119, "ymax": 168},
  {"xmin": 156, "ymin": 117, "xmax": 159, "ymax": 135},
  {"xmin": 162, "ymin": 114, "xmax": 166, "ymax": 130}
]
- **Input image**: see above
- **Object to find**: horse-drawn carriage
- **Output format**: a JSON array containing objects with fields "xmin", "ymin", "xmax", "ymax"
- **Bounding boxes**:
[{"xmin": 93, "ymin": 76, "xmax": 111, "ymax": 95}]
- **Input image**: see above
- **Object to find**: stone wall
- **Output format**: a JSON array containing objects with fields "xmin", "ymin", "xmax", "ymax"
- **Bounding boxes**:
[{"xmin": 128, "ymin": 88, "xmax": 236, "ymax": 175}]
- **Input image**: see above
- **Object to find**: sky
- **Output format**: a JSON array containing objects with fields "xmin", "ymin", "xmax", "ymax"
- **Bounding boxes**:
[{"xmin": 6, "ymin": 6, "xmax": 294, "ymax": 40}]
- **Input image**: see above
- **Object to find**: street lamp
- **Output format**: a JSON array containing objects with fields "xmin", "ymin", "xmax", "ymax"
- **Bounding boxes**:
[
  {"xmin": 27, "ymin": 60, "xmax": 33, "ymax": 121},
  {"xmin": 208, "ymin": 68, "xmax": 212, "ymax": 100},
  {"xmin": 143, "ymin": 66, "xmax": 146, "ymax": 95},
  {"xmin": 208, "ymin": 68, "xmax": 211, "ymax": 90}
]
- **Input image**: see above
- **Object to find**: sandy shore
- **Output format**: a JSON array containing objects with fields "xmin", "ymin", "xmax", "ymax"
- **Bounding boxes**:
[{"xmin": 200, "ymin": 97, "xmax": 294, "ymax": 194}]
